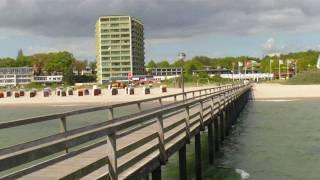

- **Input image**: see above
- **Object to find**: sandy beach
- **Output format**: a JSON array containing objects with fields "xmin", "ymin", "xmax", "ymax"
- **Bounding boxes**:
[
  {"xmin": 0, "ymin": 86, "xmax": 216, "ymax": 106},
  {"xmin": 253, "ymin": 83, "xmax": 320, "ymax": 99}
]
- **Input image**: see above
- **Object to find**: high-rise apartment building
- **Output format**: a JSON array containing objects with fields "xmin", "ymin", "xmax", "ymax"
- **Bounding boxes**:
[{"xmin": 96, "ymin": 15, "xmax": 145, "ymax": 84}]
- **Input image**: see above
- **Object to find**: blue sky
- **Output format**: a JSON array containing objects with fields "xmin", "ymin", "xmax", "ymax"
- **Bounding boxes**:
[{"xmin": 1, "ymin": 0, "xmax": 320, "ymax": 63}]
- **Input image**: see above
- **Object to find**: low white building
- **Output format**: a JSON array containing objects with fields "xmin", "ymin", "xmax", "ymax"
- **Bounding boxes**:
[
  {"xmin": 0, "ymin": 67, "xmax": 33, "ymax": 86},
  {"xmin": 0, "ymin": 67, "xmax": 63, "ymax": 87},
  {"xmin": 33, "ymin": 75, "xmax": 63, "ymax": 83}
]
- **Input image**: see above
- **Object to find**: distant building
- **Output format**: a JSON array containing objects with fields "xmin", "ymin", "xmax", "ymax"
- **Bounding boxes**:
[
  {"xmin": 0, "ymin": 67, "xmax": 33, "ymax": 86},
  {"xmin": 0, "ymin": 67, "xmax": 63, "ymax": 87},
  {"xmin": 265, "ymin": 53, "xmax": 281, "ymax": 58},
  {"xmin": 96, "ymin": 15, "xmax": 145, "ymax": 84},
  {"xmin": 32, "ymin": 75, "xmax": 63, "ymax": 83},
  {"xmin": 192, "ymin": 66, "xmax": 232, "ymax": 76},
  {"xmin": 147, "ymin": 67, "xmax": 182, "ymax": 80},
  {"xmin": 73, "ymin": 66, "xmax": 93, "ymax": 76}
]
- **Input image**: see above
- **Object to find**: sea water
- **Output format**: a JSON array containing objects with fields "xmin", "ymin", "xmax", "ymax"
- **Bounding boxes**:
[{"xmin": 1, "ymin": 100, "xmax": 320, "ymax": 179}]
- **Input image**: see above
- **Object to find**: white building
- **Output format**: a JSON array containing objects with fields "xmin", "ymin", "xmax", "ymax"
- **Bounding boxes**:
[
  {"xmin": 0, "ymin": 67, "xmax": 33, "ymax": 86},
  {"xmin": 32, "ymin": 75, "xmax": 63, "ymax": 83},
  {"xmin": 147, "ymin": 67, "xmax": 182, "ymax": 80},
  {"xmin": 0, "ymin": 67, "xmax": 63, "ymax": 87}
]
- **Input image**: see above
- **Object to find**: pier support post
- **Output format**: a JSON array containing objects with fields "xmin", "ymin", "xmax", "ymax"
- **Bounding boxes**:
[
  {"xmin": 195, "ymin": 133, "xmax": 202, "ymax": 180},
  {"xmin": 207, "ymin": 122, "xmax": 215, "ymax": 164},
  {"xmin": 213, "ymin": 117, "xmax": 220, "ymax": 151},
  {"xmin": 152, "ymin": 166, "xmax": 161, "ymax": 180},
  {"xmin": 219, "ymin": 112, "xmax": 225, "ymax": 142},
  {"xmin": 179, "ymin": 145, "xmax": 187, "ymax": 180}
]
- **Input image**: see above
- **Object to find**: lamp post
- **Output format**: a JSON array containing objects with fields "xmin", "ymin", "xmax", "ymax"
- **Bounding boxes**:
[{"xmin": 178, "ymin": 52, "xmax": 186, "ymax": 100}]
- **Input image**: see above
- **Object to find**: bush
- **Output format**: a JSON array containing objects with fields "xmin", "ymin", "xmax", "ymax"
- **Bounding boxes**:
[{"xmin": 283, "ymin": 70, "xmax": 320, "ymax": 85}]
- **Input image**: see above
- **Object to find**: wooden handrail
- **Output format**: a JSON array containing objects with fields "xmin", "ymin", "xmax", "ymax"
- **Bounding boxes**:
[{"xmin": 0, "ymin": 84, "xmax": 238, "ymax": 130}]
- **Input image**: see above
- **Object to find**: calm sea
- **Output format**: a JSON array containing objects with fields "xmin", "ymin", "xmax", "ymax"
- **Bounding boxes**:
[{"xmin": 1, "ymin": 99, "xmax": 320, "ymax": 179}]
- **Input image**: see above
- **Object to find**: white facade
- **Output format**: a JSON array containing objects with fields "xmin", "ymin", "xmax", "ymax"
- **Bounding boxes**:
[
  {"xmin": 0, "ymin": 67, "xmax": 33, "ymax": 86},
  {"xmin": 0, "ymin": 67, "xmax": 63, "ymax": 86},
  {"xmin": 33, "ymin": 75, "xmax": 63, "ymax": 83},
  {"xmin": 219, "ymin": 73, "xmax": 273, "ymax": 80}
]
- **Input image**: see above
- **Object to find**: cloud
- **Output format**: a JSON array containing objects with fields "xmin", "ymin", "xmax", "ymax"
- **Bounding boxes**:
[{"xmin": 2, "ymin": 0, "xmax": 320, "ymax": 59}]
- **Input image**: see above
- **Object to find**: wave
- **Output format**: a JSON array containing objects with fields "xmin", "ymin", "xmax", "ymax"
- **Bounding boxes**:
[{"xmin": 235, "ymin": 168, "xmax": 250, "ymax": 179}]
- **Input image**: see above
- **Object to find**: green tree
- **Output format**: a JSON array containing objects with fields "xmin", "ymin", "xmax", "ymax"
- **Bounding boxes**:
[
  {"xmin": 74, "ymin": 60, "xmax": 87, "ymax": 75},
  {"xmin": 156, "ymin": 60, "xmax": 170, "ymax": 68},
  {"xmin": 146, "ymin": 60, "xmax": 157, "ymax": 68}
]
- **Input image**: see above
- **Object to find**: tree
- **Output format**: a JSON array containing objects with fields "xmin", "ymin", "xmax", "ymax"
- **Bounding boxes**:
[
  {"xmin": 31, "ymin": 54, "xmax": 48, "ymax": 75},
  {"xmin": 146, "ymin": 60, "xmax": 157, "ymax": 68},
  {"xmin": 156, "ymin": 60, "xmax": 170, "ymax": 68},
  {"xmin": 89, "ymin": 61, "xmax": 97, "ymax": 74},
  {"xmin": 74, "ymin": 60, "xmax": 87, "ymax": 75}
]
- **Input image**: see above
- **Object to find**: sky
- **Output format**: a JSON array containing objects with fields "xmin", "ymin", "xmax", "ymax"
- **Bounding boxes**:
[{"xmin": 1, "ymin": 0, "xmax": 320, "ymax": 62}]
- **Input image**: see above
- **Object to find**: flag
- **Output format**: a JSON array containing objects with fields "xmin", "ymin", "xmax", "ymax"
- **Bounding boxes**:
[
  {"xmin": 238, "ymin": 62, "xmax": 243, "ymax": 67},
  {"xmin": 317, "ymin": 55, "xmax": 320, "ymax": 69},
  {"xmin": 279, "ymin": 60, "xmax": 284, "ymax": 65},
  {"xmin": 245, "ymin": 60, "xmax": 252, "ymax": 68}
]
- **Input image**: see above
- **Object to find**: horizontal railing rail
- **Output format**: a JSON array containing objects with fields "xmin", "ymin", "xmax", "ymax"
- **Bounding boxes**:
[{"xmin": 0, "ymin": 84, "xmax": 234, "ymax": 130}]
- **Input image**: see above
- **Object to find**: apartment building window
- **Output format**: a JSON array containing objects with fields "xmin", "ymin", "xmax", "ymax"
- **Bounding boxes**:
[
  {"xmin": 110, "ymin": 51, "xmax": 120, "ymax": 55},
  {"xmin": 101, "ymin": 40, "xmax": 111, "ymax": 44},
  {"xmin": 102, "ymin": 68, "xmax": 110, "ymax": 71},
  {"xmin": 101, "ymin": 51, "xmax": 110, "ymax": 55},
  {"xmin": 121, "ymin": 40, "xmax": 130, "ymax": 43},
  {"xmin": 101, "ymin": 24, "xmax": 111, "ymax": 27},
  {"xmin": 102, "ymin": 57, "xmax": 111, "ymax": 61},
  {"xmin": 101, "ymin": 29, "xmax": 109, "ymax": 33},
  {"xmin": 121, "ymin": 62, "xmax": 130, "ymax": 66},
  {"xmin": 111, "ymin": 35, "xmax": 120, "ymax": 38},
  {"xmin": 110, "ymin": 18, "xmax": 119, "ymax": 21},
  {"xmin": 110, "ymin": 29, "xmax": 119, "ymax": 32},
  {"xmin": 120, "ymin": 17, "xmax": 129, "ymax": 21},
  {"xmin": 121, "ymin": 56, "xmax": 130, "ymax": 60},
  {"xmin": 100, "ymin": 18, "xmax": 109, "ymax": 22},
  {"xmin": 111, "ymin": 40, "xmax": 120, "ymax": 43},
  {"xmin": 110, "ymin": 23, "xmax": 119, "ymax": 27},
  {"xmin": 121, "ymin": 29, "xmax": 129, "ymax": 32},
  {"xmin": 121, "ymin": 34, "xmax": 130, "ymax": 38},
  {"xmin": 119, "ymin": 23, "xmax": 129, "ymax": 26},
  {"xmin": 101, "ymin": 35, "xmax": 111, "ymax": 38},
  {"xmin": 121, "ymin": 45, "xmax": 130, "ymax": 49},
  {"xmin": 111, "ymin": 57, "xmax": 120, "ymax": 60}
]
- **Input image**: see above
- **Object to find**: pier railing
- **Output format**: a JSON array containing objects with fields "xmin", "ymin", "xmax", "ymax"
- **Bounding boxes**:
[{"xmin": 0, "ymin": 84, "xmax": 252, "ymax": 179}]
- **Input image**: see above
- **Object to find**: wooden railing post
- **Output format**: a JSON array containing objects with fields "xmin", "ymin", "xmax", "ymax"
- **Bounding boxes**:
[
  {"xmin": 108, "ymin": 108, "xmax": 114, "ymax": 120},
  {"xmin": 156, "ymin": 115, "xmax": 167, "ymax": 164},
  {"xmin": 199, "ymin": 101, "xmax": 205, "ymax": 131},
  {"xmin": 137, "ymin": 102, "xmax": 142, "ymax": 112},
  {"xmin": 107, "ymin": 133, "xmax": 118, "ymax": 180},
  {"xmin": 184, "ymin": 106, "xmax": 191, "ymax": 143},
  {"xmin": 60, "ymin": 116, "xmax": 68, "ymax": 153},
  {"xmin": 158, "ymin": 98, "xmax": 163, "ymax": 106}
]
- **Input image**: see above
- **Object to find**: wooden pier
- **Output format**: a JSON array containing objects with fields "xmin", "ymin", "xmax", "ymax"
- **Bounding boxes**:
[{"xmin": 0, "ymin": 84, "xmax": 252, "ymax": 180}]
